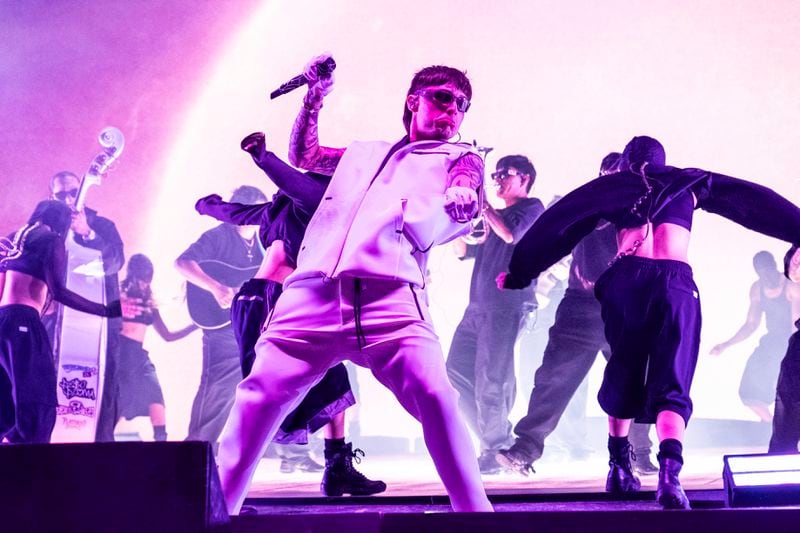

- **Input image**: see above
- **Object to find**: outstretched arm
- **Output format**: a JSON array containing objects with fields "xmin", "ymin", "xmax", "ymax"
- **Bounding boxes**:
[
  {"xmin": 152, "ymin": 308, "xmax": 198, "ymax": 342},
  {"xmin": 699, "ymin": 172, "xmax": 800, "ymax": 245},
  {"xmin": 195, "ymin": 195, "xmax": 268, "ymax": 227}
]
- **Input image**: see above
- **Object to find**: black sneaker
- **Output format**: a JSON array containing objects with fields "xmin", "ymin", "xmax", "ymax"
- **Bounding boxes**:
[
  {"xmin": 321, "ymin": 442, "xmax": 387, "ymax": 496},
  {"xmin": 496, "ymin": 447, "xmax": 535, "ymax": 477}
]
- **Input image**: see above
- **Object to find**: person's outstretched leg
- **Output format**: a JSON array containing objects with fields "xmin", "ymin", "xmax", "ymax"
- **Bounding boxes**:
[
  {"xmin": 367, "ymin": 331, "xmax": 492, "ymax": 512},
  {"xmin": 216, "ymin": 336, "xmax": 328, "ymax": 515}
]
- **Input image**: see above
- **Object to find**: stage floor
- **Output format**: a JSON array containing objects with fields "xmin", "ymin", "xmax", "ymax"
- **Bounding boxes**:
[
  {"xmin": 234, "ymin": 446, "xmax": 800, "ymax": 531},
  {"xmin": 246, "ymin": 447, "xmax": 730, "ymax": 500}
]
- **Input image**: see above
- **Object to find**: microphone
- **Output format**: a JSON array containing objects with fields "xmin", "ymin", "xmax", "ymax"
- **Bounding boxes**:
[{"xmin": 270, "ymin": 57, "xmax": 336, "ymax": 100}]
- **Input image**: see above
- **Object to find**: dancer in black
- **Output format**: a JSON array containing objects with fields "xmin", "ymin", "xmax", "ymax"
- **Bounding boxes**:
[
  {"xmin": 711, "ymin": 251, "xmax": 796, "ymax": 422},
  {"xmin": 500, "ymin": 136, "xmax": 800, "ymax": 509},
  {"xmin": 118, "ymin": 254, "xmax": 197, "ymax": 441},
  {"xmin": 0, "ymin": 200, "xmax": 123, "ymax": 443},
  {"xmin": 768, "ymin": 249, "xmax": 800, "ymax": 453},
  {"xmin": 446, "ymin": 154, "xmax": 544, "ymax": 474},
  {"xmin": 498, "ymin": 153, "xmax": 656, "ymax": 477},
  {"xmin": 195, "ymin": 132, "xmax": 385, "ymax": 496}
]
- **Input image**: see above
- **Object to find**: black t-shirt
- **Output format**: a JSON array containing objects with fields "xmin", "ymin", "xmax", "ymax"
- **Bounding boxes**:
[
  {"xmin": 463, "ymin": 197, "xmax": 544, "ymax": 308},
  {"xmin": 178, "ymin": 223, "xmax": 264, "ymax": 271}
]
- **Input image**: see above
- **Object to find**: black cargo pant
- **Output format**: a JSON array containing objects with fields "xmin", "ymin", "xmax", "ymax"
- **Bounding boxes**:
[{"xmin": 0, "ymin": 304, "xmax": 57, "ymax": 443}]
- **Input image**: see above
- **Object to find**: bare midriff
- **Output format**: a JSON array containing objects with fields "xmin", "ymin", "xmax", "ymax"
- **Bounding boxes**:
[
  {"xmin": 254, "ymin": 241, "xmax": 295, "ymax": 284},
  {"xmin": 121, "ymin": 321, "xmax": 147, "ymax": 342},
  {"xmin": 0, "ymin": 270, "xmax": 48, "ymax": 314},
  {"xmin": 617, "ymin": 222, "xmax": 692, "ymax": 263}
]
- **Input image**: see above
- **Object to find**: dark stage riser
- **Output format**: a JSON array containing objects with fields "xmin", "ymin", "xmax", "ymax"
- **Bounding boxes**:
[{"xmin": 0, "ymin": 441, "xmax": 229, "ymax": 532}]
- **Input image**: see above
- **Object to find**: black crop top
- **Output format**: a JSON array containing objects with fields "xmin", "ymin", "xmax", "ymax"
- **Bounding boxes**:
[
  {"xmin": 0, "ymin": 226, "xmax": 121, "ymax": 318},
  {"xmin": 651, "ymin": 190, "xmax": 694, "ymax": 230}
]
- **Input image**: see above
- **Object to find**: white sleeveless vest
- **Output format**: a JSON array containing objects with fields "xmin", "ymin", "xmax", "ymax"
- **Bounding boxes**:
[{"xmin": 286, "ymin": 139, "xmax": 479, "ymax": 288}]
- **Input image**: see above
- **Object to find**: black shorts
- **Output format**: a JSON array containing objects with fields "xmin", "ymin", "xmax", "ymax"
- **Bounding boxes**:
[{"xmin": 594, "ymin": 256, "xmax": 701, "ymax": 425}]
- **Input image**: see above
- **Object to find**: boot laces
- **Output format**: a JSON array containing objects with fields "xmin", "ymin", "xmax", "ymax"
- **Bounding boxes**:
[{"xmin": 350, "ymin": 447, "xmax": 365, "ymax": 465}]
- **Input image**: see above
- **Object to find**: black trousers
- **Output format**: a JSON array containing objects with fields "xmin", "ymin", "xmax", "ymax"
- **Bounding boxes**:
[
  {"xmin": 769, "ymin": 329, "xmax": 800, "ymax": 453},
  {"xmin": 0, "ymin": 304, "xmax": 56, "ymax": 443},
  {"xmin": 186, "ymin": 326, "xmax": 241, "ymax": 444},
  {"xmin": 595, "ymin": 256, "xmax": 701, "ymax": 425},
  {"xmin": 447, "ymin": 304, "xmax": 526, "ymax": 452},
  {"xmin": 513, "ymin": 289, "xmax": 652, "ymax": 462},
  {"xmin": 231, "ymin": 278, "xmax": 354, "ymax": 444}
]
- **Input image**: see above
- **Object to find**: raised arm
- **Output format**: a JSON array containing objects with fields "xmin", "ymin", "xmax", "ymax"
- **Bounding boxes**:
[
  {"xmin": 288, "ymin": 55, "xmax": 345, "ymax": 174},
  {"xmin": 241, "ymin": 132, "xmax": 330, "ymax": 215},
  {"xmin": 79, "ymin": 211, "xmax": 125, "ymax": 276}
]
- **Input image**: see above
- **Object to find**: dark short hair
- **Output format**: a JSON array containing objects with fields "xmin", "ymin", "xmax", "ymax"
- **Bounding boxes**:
[
  {"xmin": 403, "ymin": 66, "xmax": 472, "ymax": 133},
  {"xmin": 622, "ymin": 136, "xmax": 666, "ymax": 171},
  {"xmin": 753, "ymin": 250, "xmax": 777, "ymax": 273},
  {"xmin": 496, "ymin": 155, "xmax": 536, "ymax": 192},
  {"xmin": 600, "ymin": 152, "xmax": 622, "ymax": 175},
  {"xmin": 229, "ymin": 185, "xmax": 267, "ymax": 205},
  {"xmin": 50, "ymin": 171, "xmax": 80, "ymax": 191}
]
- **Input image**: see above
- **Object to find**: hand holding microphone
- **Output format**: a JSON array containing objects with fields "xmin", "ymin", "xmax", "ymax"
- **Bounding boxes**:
[{"xmin": 270, "ymin": 54, "xmax": 336, "ymax": 101}]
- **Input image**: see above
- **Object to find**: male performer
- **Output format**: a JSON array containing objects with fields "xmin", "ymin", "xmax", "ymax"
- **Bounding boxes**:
[
  {"xmin": 497, "ymin": 153, "xmax": 656, "ymax": 478},
  {"xmin": 770, "ymin": 249, "xmax": 800, "ymax": 453},
  {"xmin": 175, "ymin": 185, "xmax": 265, "ymax": 448},
  {"xmin": 195, "ymin": 134, "xmax": 385, "ymax": 496},
  {"xmin": 446, "ymin": 154, "xmax": 543, "ymax": 474},
  {"xmin": 499, "ymin": 136, "xmax": 800, "ymax": 509},
  {"xmin": 216, "ymin": 55, "xmax": 493, "ymax": 514},
  {"xmin": 711, "ymin": 251, "xmax": 796, "ymax": 422},
  {"xmin": 49, "ymin": 171, "xmax": 125, "ymax": 442}
]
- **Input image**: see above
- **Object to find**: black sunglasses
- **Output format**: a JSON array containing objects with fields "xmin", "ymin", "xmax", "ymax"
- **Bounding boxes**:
[
  {"xmin": 416, "ymin": 89, "xmax": 471, "ymax": 113},
  {"xmin": 53, "ymin": 189, "xmax": 79, "ymax": 201},
  {"xmin": 491, "ymin": 169, "xmax": 525, "ymax": 181}
]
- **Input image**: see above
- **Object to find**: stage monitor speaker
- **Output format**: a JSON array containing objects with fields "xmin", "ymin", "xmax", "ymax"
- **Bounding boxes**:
[
  {"xmin": 723, "ymin": 452, "xmax": 800, "ymax": 507},
  {"xmin": 0, "ymin": 441, "xmax": 229, "ymax": 531}
]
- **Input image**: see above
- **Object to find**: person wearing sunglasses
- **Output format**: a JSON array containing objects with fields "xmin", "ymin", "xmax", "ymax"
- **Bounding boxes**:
[
  {"xmin": 446, "ymin": 154, "xmax": 544, "ymax": 474},
  {"xmin": 48, "ymin": 170, "xmax": 125, "ymax": 443},
  {"xmin": 215, "ymin": 54, "xmax": 492, "ymax": 515}
]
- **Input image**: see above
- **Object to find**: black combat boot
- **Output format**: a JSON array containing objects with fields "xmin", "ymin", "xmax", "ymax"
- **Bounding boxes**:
[
  {"xmin": 656, "ymin": 439, "xmax": 691, "ymax": 510},
  {"xmin": 320, "ymin": 442, "xmax": 387, "ymax": 497},
  {"xmin": 606, "ymin": 436, "xmax": 642, "ymax": 494}
]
